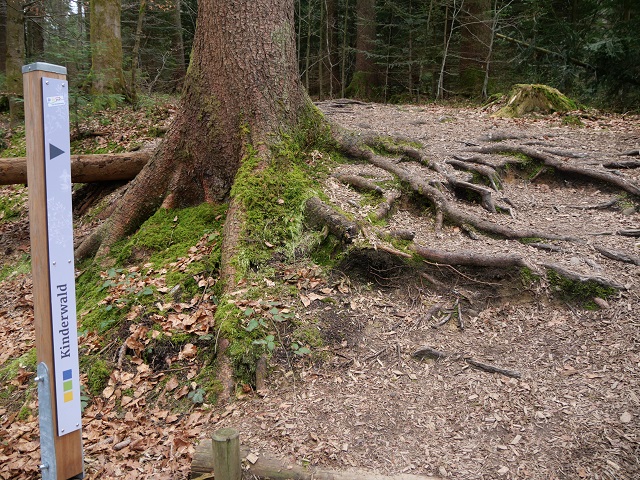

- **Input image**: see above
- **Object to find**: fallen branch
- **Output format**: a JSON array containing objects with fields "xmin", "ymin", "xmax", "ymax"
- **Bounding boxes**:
[
  {"xmin": 412, "ymin": 346, "xmax": 447, "ymax": 360},
  {"xmin": 603, "ymin": 159, "xmax": 640, "ymax": 169},
  {"xmin": 618, "ymin": 229, "xmax": 640, "ymax": 237},
  {"xmin": 0, "ymin": 151, "xmax": 150, "ymax": 185},
  {"xmin": 412, "ymin": 347, "xmax": 522, "ymax": 379}
]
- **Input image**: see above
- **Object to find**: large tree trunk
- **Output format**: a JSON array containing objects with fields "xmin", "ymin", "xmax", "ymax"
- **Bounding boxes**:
[
  {"xmin": 90, "ymin": 0, "xmax": 127, "ymax": 96},
  {"xmin": 77, "ymin": 0, "xmax": 313, "ymax": 268}
]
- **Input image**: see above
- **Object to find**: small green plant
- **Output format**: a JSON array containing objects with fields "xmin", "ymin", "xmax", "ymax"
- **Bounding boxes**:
[
  {"xmin": 290, "ymin": 342, "xmax": 311, "ymax": 356},
  {"xmin": 187, "ymin": 388, "xmax": 206, "ymax": 404}
]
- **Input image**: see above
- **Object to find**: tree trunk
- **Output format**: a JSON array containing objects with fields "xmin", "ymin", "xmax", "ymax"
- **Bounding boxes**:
[
  {"xmin": 6, "ymin": 0, "xmax": 25, "ymax": 128},
  {"xmin": 347, "ymin": 0, "xmax": 380, "ymax": 99},
  {"xmin": 458, "ymin": 0, "xmax": 490, "ymax": 97},
  {"xmin": 0, "ymin": 0, "xmax": 6, "ymax": 74},
  {"xmin": 24, "ymin": 0, "xmax": 45, "ymax": 61},
  {"xmin": 77, "ymin": 0, "xmax": 314, "ymax": 267},
  {"xmin": 90, "ymin": 0, "xmax": 128, "ymax": 96},
  {"xmin": 130, "ymin": 0, "xmax": 147, "ymax": 104},
  {"xmin": 171, "ymin": 0, "xmax": 186, "ymax": 91}
]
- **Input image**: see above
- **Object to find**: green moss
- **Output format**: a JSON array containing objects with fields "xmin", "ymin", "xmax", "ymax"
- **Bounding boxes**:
[
  {"xmin": 230, "ymin": 105, "xmax": 334, "ymax": 273},
  {"xmin": 310, "ymin": 234, "xmax": 345, "ymax": 268},
  {"xmin": 0, "ymin": 186, "xmax": 27, "ymax": 224},
  {"xmin": 561, "ymin": 115, "xmax": 584, "ymax": 127},
  {"xmin": 0, "ymin": 349, "xmax": 36, "ymax": 382},
  {"xmin": 84, "ymin": 358, "xmax": 112, "ymax": 396},
  {"xmin": 520, "ymin": 267, "xmax": 541, "ymax": 286},
  {"xmin": 113, "ymin": 203, "xmax": 226, "ymax": 267},
  {"xmin": 547, "ymin": 269, "xmax": 617, "ymax": 304},
  {"xmin": 494, "ymin": 84, "xmax": 577, "ymax": 118},
  {"xmin": 0, "ymin": 254, "xmax": 31, "ymax": 282},
  {"xmin": 0, "ymin": 126, "xmax": 27, "ymax": 157}
]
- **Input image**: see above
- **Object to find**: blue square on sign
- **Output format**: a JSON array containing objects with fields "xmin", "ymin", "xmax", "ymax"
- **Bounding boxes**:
[{"xmin": 63, "ymin": 369, "xmax": 72, "ymax": 381}]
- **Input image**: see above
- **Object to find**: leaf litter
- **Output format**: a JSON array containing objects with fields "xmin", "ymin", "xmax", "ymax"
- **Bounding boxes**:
[{"xmin": 1, "ymin": 102, "xmax": 639, "ymax": 479}]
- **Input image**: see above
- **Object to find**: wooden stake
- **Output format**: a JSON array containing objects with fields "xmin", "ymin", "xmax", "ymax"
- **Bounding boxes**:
[
  {"xmin": 24, "ymin": 63, "xmax": 83, "ymax": 479},
  {"xmin": 211, "ymin": 428, "xmax": 241, "ymax": 480}
]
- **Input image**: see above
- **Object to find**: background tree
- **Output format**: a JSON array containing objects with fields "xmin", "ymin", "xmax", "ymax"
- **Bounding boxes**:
[
  {"xmin": 5, "ymin": 0, "xmax": 25, "ymax": 127},
  {"xmin": 90, "ymin": 0, "xmax": 128, "ymax": 96}
]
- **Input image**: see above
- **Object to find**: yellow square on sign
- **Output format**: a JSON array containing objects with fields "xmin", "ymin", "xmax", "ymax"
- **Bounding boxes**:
[{"xmin": 64, "ymin": 391, "xmax": 73, "ymax": 403}]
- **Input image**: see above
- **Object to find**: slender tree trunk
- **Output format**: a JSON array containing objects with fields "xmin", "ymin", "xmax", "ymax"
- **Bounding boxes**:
[
  {"xmin": 318, "ymin": 0, "xmax": 324, "ymax": 98},
  {"xmin": 438, "ymin": 0, "xmax": 464, "ymax": 99},
  {"xmin": 347, "ymin": 0, "xmax": 380, "ymax": 99},
  {"xmin": 0, "ymin": 0, "xmax": 6, "ymax": 74},
  {"xmin": 24, "ymin": 0, "xmax": 44, "ymax": 61},
  {"xmin": 171, "ymin": 0, "xmax": 186, "ymax": 91},
  {"xmin": 340, "ymin": 0, "xmax": 349, "ymax": 98},
  {"xmin": 458, "ymin": 0, "xmax": 490, "ymax": 97},
  {"xmin": 90, "ymin": 0, "xmax": 128, "ymax": 97},
  {"xmin": 130, "ymin": 0, "xmax": 147, "ymax": 104},
  {"xmin": 482, "ymin": 0, "xmax": 499, "ymax": 99},
  {"xmin": 6, "ymin": 0, "xmax": 25, "ymax": 128},
  {"xmin": 304, "ymin": 0, "xmax": 312, "ymax": 91}
]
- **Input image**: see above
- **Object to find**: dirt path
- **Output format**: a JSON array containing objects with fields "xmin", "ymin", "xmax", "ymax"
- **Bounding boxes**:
[{"xmin": 208, "ymin": 103, "xmax": 640, "ymax": 479}]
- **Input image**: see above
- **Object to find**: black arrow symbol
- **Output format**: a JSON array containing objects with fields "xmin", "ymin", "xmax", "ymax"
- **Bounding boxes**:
[{"xmin": 49, "ymin": 143, "xmax": 65, "ymax": 160}]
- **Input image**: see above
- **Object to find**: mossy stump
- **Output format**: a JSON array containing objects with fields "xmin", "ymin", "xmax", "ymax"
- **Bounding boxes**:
[{"xmin": 493, "ymin": 84, "xmax": 577, "ymax": 118}]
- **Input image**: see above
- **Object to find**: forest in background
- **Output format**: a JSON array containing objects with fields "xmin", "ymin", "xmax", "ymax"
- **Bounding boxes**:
[{"xmin": 0, "ymin": 0, "xmax": 639, "ymax": 119}]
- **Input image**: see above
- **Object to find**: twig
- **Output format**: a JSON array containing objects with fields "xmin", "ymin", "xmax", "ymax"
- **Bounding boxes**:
[
  {"xmin": 456, "ymin": 301, "xmax": 464, "ymax": 331},
  {"xmin": 363, "ymin": 346, "xmax": 389, "ymax": 362}
]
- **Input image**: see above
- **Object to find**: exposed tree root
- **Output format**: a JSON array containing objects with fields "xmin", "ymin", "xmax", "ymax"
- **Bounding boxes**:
[
  {"xmin": 541, "ymin": 262, "xmax": 626, "ymax": 290},
  {"xmin": 410, "ymin": 244, "xmax": 533, "ymax": 270},
  {"xmin": 594, "ymin": 245, "xmax": 640, "ymax": 266},
  {"xmin": 304, "ymin": 197, "xmax": 359, "ymax": 243},
  {"xmin": 467, "ymin": 144, "xmax": 640, "ymax": 197},
  {"xmin": 332, "ymin": 172, "xmax": 384, "ymax": 194}
]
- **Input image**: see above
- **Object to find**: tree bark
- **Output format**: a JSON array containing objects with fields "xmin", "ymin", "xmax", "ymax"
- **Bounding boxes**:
[
  {"xmin": 0, "ymin": 152, "xmax": 150, "ymax": 185},
  {"xmin": 348, "ymin": 0, "xmax": 380, "ymax": 99},
  {"xmin": 77, "ymin": 0, "xmax": 314, "ymax": 265},
  {"xmin": 90, "ymin": 0, "xmax": 128, "ymax": 96},
  {"xmin": 458, "ymin": 0, "xmax": 491, "ymax": 97}
]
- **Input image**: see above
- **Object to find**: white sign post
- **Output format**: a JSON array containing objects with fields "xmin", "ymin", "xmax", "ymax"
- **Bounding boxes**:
[{"xmin": 23, "ymin": 63, "xmax": 83, "ymax": 480}]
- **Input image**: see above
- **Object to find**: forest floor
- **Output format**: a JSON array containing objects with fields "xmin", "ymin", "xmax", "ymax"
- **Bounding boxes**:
[{"xmin": 0, "ymin": 99, "xmax": 639, "ymax": 479}]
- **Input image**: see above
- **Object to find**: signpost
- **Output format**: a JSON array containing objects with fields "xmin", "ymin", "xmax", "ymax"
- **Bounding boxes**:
[{"xmin": 23, "ymin": 63, "xmax": 84, "ymax": 479}]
